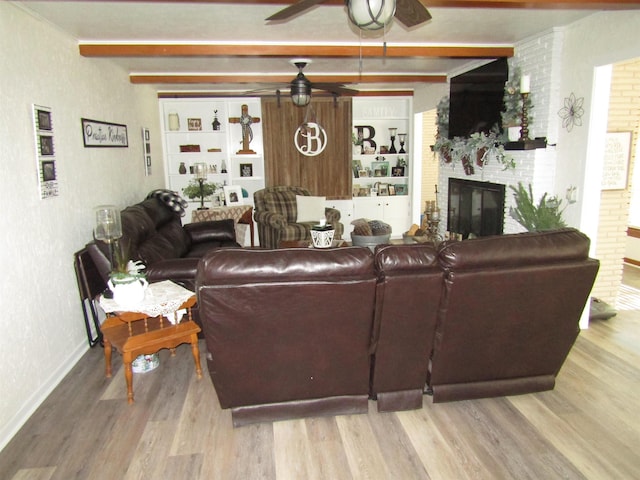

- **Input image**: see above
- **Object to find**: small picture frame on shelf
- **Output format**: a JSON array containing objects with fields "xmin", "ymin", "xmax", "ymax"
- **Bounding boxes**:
[
  {"xmin": 371, "ymin": 161, "xmax": 389, "ymax": 177},
  {"xmin": 395, "ymin": 184, "xmax": 408, "ymax": 195},
  {"xmin": 358, "ymin": 169, "xmax": 368, "ymax": 178},
  {"xmin": 187, "ymin": 118, "xmax": 202, "ymax": 131},
  {"xmin": 388, "ymin": 185, "xmax": 396, "ymax": 196},
  {"xmin": 224, "ymin": 185, "xmax": 244, "ymax": 206},
  {"xmin": 240, "ymin": 163, "xmax": 253, "ymax": 177},
  {"xmin": 378, "ymin": 184, "xmax": 389, "ymax": 196},
  {"xmin": 391, "ymin": 166, "xmax": 405, "ymax": 177}
]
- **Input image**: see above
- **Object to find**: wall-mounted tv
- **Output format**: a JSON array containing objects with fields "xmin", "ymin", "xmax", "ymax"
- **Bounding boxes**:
[
  {"xmin": 448, "ymin": 58, "xmax": 509, "ymax": 139},
  {"xmin": 447, "ymin": 178, "xmax": 506, "ymax": 239}
]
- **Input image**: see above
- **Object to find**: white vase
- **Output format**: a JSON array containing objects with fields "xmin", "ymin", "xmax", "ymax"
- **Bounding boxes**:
[{"xmin": 108, "ymin": 275, "xmax": 149, "ymax": 308}]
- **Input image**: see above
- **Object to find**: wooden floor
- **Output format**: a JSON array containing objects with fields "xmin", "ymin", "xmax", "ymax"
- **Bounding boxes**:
[{"xmin": 2, "ymin": 279, "xmax": 640, "ymax": 480}]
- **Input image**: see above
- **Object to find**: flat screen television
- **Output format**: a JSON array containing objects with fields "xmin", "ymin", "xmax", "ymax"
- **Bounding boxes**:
[
  {"xmin": 447, "ymin": 178, "xmax": 505, "ymax": 239},
  {"xmin": 448, "ymin": 58, "xmax": 509, "ymax": 139}
]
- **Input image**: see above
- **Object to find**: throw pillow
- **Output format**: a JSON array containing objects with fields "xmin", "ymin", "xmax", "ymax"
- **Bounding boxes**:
[{"xmin": 296, "ymin": 195, "xmax": 326, "ymax": 223}]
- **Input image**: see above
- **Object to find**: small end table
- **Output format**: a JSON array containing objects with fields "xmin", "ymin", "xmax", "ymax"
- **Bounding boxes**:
[{"xmin": 100, "ymin": 282, "xmax": 202, "ymax": 403}]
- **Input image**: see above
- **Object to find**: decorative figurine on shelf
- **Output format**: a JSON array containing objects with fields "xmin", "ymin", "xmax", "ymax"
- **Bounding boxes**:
[
  {"xmin": 398, "ymin": 133, "xmax": 407, "ymax": 153},
  {"xmin": 178, "ymin": 162, "xmax": 187, "ymax": 174},
  {"xmin": 212, "ymin": 110, "xmax": 221, "ymax": 131},
  {"xmin": 220, "ymin": 159, "xmax": 227, "ymax": 173},
  {"xmin": 388, "ymin": 127, "xmax": 398, "ymax": 154},
  {"xmin": 229, "ymin": 104, "xmax": 261, "ymax": 154}
]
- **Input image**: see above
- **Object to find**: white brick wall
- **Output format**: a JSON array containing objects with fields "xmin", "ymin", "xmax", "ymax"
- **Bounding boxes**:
[{"xmin": 438, "ymin": 30, "xmax": 563, "ymax": 236}]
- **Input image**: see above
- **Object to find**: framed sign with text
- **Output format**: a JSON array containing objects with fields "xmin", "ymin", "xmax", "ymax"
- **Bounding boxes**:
[
  {"xmin": 602, "ymin": 131, "xmax": 632, "ymax": 190},
  {"xmin": 81, "ymin": 118, "xmax": 128, "ymax": 147}
]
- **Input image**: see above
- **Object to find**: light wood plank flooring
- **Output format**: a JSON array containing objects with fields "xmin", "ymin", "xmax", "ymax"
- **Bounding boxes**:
[{"xmin": 1, "ymin": 288, "xmax": 639, "ymax": 479}]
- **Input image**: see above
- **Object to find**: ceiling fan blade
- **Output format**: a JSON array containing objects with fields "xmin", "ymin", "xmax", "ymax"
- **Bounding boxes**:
[
  {"xmin": 312, "ymin": 82, "xmax": 358, "ymax": 96},
  {"xmin": 394, "ymin": 0, "xmax": 432, "ymax": 28},
  {"xmin": 266, "ymin": 0, "xmax": 328, "ymax": 22}
]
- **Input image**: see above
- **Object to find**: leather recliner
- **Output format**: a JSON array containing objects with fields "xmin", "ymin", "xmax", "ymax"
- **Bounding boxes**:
[{"xmin": 196, "ymin": 246, "xmax": 377, "ymax": 426}]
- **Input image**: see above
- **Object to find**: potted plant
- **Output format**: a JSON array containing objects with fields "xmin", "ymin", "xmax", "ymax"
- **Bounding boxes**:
[
  {"xmin": 108, "ymin": 240, "xmax": 148, "ymax": 306},
  {"xmin": 182, "ymin": 179, "xmax": 221, "ymax": 207},
  {"xmin": 352, "ymin": 131, "xmax": 363, "ymax": 155},
  {"xmin": 509, "ymin": 182, "xmax": 567, "ymax": 231}
]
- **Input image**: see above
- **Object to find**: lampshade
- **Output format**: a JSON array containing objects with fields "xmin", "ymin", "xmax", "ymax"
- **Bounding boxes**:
[
  {"xmin": 290, "ymin": 72, "xmax": 311, "ymax": 107},
  {"xmin": 346, "ymin": 0, "xmax": 396, "ymax": 31},
  {"xmin": 94, "ymin": 205, "xmax": 122, "ymax": 243},
  {"xmin": 193, "ymin": 162, "xmax": 207, "ymax": 180}
]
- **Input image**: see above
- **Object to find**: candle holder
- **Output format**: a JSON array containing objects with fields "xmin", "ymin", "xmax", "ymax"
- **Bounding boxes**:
[
  {"xmin": 388, "ymin": 128, "xmax": 397, "ymax": 154},
  {"xmin": 519, "ymin": 93, "xmax": 531, "ymax": 142},
  {"xmin": 398, "ymin": 133, "xmax": 407, "ymax": 154}
]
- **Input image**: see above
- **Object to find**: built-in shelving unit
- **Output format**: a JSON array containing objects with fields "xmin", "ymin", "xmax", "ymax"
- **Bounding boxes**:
[
  {"xmin": 159, "ymin": 98, "xmax": 264, "ymax": 221},
  {"xmin": 351, "ymin": 97, "xmax": 413, "ymax": 237}
]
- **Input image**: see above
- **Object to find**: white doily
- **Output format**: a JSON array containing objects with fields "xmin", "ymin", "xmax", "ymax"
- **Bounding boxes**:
[{"xmin": 100, "ymin": 280, "xmax": 195, "ymax": 325}]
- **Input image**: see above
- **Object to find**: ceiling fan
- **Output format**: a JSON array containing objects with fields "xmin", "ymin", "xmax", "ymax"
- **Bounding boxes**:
[
  {"xmin": 248, "ymin": 59, "xmax": 357, "ymax": 107},
  {"xmin": 267, "ymin": 0, "xmax": 432, "ymax": 30}
]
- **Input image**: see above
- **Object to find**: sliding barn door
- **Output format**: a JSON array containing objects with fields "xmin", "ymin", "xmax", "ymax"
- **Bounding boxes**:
[{"xmin": 261, "ymin": 96, "xmax": 352, "ymax": 199}]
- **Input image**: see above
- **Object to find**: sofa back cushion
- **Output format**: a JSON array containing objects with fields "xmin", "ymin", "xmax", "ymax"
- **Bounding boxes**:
[
  {"xmin": 430, "ymin": 228, "xmax": 600, "ymax": 400},
  {"xmin": 122, "ymin": 198, "xmax": 190, "ymax": 265},
  {"xmin": 370, "ymin": 244, "xmax": 442, "ymax": 408},
  {"xmin": 196, "ymin": 246, "xmax": 377, "ymax": 409}
]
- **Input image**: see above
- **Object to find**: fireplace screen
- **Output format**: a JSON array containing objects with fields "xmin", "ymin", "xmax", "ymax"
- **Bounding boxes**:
[{"xmin": 447, "ymin": 178, "xmax": 505, "ymax": 239}]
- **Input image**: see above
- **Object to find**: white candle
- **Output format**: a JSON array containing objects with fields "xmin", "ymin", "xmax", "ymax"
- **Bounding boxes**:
[
  {"xmin": 520, "ymin": 75, "xmax": 531, "ymax": 94},
  {"xmin": 319, "ymin": 217, "xmax": 326, "ymax": 227}
]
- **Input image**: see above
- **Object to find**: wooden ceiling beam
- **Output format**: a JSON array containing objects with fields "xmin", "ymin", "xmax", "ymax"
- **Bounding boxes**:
[
  {"xmin": 130, "ymin": 74, "xmax": 447, "ymax": 84},
  {"xmin": 80, "ymin": 43, "xmax": 513, "ymax": 58},
  {"xmin": 117, "ymin": 0, "xmax": 640, "ymax": 9}
]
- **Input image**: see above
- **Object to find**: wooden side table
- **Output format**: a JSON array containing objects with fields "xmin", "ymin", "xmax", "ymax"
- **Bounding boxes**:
[
  {"xmin": 101, "ymin": 293, "xmax": 202, "ymax": 404},
  {"xmin": 191, "ymin": 205, "xmax": 254, "ymax": 246}
]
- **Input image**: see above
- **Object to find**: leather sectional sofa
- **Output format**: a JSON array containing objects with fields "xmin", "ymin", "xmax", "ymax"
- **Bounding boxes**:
[
  {"xmin": 195, "ymin": 228, "xmax": 599, "ymax": 426},
  {"xmin": 87, "ymin": 196, "xmax": 241, "ymax": 328}
]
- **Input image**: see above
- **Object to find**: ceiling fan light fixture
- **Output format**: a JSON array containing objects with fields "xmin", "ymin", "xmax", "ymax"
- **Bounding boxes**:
[
  {"xmin": 346, "ymin": 0, "xmax": 396, "ymax": 31},
  {"xmin": 290, "ymin": 71, "xmax": 312, "ymax": 107}
]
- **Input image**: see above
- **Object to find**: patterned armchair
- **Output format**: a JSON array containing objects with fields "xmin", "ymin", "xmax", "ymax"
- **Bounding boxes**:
[{"xmin": 253, "ymin": 186, "xmax": 343, "ymax": 249}]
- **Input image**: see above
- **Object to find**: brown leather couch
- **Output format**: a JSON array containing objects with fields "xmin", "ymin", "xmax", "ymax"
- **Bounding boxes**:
[
  {"xmin": 87, "ymin": 196, "xmax": 240, "ymax": 292},
  {"xmin": 195, "ymin": 228, "xmax": 599, "ymax": 425}
]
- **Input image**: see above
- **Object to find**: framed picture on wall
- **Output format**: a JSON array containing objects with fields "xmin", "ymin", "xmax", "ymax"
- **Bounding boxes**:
[
  {"xmin": 240, "ymin": 163, "xmax": 253, "ymax": 177},
  {"xmin": 602, "ymin": 131, "xmax": 632, "ymax": 190}
]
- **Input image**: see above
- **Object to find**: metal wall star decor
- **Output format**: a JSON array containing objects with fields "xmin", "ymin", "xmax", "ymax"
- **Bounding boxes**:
[{"xmin": 558, "ymin": 93, "xmax": 585, "ymax": 132}]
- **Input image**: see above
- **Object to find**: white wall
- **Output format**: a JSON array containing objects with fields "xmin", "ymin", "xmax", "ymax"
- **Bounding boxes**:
[
  {"xmin": 557, "ymin": 11, "xmax": 640, "ymax": 249},
  {"xmin": 0, "ymin": 3, "xmax": 164, "ymax": 450}
]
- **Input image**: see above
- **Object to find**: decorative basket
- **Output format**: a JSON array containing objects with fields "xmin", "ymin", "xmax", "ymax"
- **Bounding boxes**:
[{"xmin": 311, "ymin": 225, "xmax": 335, "ymax": 248}]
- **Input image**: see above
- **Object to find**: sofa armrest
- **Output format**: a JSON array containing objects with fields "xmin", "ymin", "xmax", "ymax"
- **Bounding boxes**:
[
  {"xmin": 145, "ymin": 257, "xmax": 200, "ymax": 285},
  {"xmin": 253, "ymin": 210, "xmax": 287, "ymax": 229},
  {"xmin": 184, "ymin": 218, "xmax": 236, "ymax": 244}
]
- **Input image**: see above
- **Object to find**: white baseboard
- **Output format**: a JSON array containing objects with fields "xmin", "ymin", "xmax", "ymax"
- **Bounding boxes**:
[{"xmin": 0, "ymin": 340, "xmax": 89, "ymax": 452}]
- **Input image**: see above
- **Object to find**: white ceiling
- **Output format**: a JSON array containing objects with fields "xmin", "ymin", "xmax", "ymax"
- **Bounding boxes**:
[{"xmin": 15, "ymin": 1, "xmax": 634, "ymax": 94}]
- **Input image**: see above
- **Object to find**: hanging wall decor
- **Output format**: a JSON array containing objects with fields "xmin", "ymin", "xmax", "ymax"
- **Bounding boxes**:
[
  {"xmin": 602, "ymin": 131, "xmax": 632, "ymax": 190},
  {"xmin": 558, "ymin": 93, "xmax": 585, "ymax": 132},
  {"xmin": 81, "ymin": 118, "xmax": 128, "ymax": 147},
  {"xmin": 32, "ymin": 104, "xmax": 59, "ymax": 199},
  {"xmin": 142, "ymin": 127, "xmax": 152, "ymax": 176}
]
